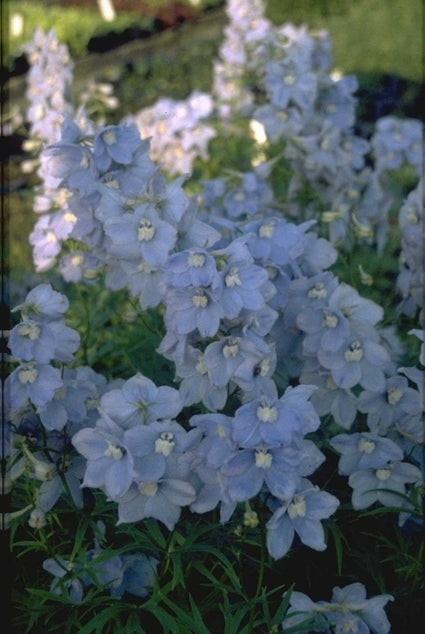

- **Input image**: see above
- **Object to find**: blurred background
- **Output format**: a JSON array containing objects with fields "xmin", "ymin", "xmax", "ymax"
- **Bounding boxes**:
[{"xmin": 2, "ymin": 0, "xmax": 424, "ymax": 288}]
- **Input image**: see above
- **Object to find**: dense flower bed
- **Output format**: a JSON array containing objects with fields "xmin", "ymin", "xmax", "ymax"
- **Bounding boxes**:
[{"xmin": 6, "ymin": 0, "xmax": 424, "ymax": 632}]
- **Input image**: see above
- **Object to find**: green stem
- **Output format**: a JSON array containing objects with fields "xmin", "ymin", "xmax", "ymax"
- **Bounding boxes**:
[{"xmin": 248, "ymin": 511, "xmax": 266, "ymax": 634}]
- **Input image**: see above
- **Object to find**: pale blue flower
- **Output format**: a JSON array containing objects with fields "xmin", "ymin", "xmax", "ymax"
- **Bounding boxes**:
[
  {"xmin": 348, "ymin": 460, "xmax": 422, "ymax": 510},
  {"xmin": 358, "ymin": 374, "xmax": 422, "ymax": 434},
  {"xmin": 117, "ymin": 476, "xmax": 196, "ymax": 529},
  {"xmin": 12, "ymin": 283, "xmax": 69, "ymax": 321},
  {"xmin": 190, "ymin": 412, "xmax": 237, "ymax": 469},
  {"xmin": 266, "ymin": 478, "xmax": 340, "ymax": 559},
  {"xmin": 330, "ymin": 583, "xmax": 393, "ymax": 634},
  {"xmin": 104, "ymin": 203, "xmax": 177, "ymax": 267},
  {"xmin": 232, "ymin": 384, "xmax": 320, "ymax": 449},
  {"xmin": 330, "ymin": 432, "xmax": 404, "ymax": 475},
  {"xmin": 175, "ymin": 346, "xmax": 229, "ymax": 411},
  {"xmin": 300, "ymin": 360, "xmax": 358, "ymax": 429},
  {"xmin": 283, "ymin": 583, "xmax": 393, "ymax": 634},
  {"xmin": 99, "ymin": 373, "xmax": 182, "ymax": 429},
  {"xmin": 111, "ymin": 553, "xmax": 158, "ymax": 598},
  {"xmin": 43, "ymin": 557, "xmax": 84, "ymax": 603},
  {"xmin": 72, "ymin": 417, "xmax": 134, "ymax": 501},
  {"xmin": 7, "ymin": 362, "xmax": 63, "ymax": 410},
  {"xmin": 164, "ymin": 284, "xmax": 223, "ymax": 338},
  {"xmin": 164, "ymin": 248, "xmax": 219, "ymax": 288},
  {"xmin": 245, "ymin": 217, "xmax": 310, "ymax": 266},
  {"xmin": 318, "ymin": 331, "xmax": 390, "ymax": 392},
  {"xmin": 9, "ymin": 319, "xmax": 57, "ymax": 363},
  {"xmin": 221, "ymin": 445, "xmax": 303, "ymax": 503},
  {"xmin": 93, "ymin": 124, "xmax": 141, "ymax": 171},
  {"xmin": 38, "ymin": 455, "xmax": 85, "ymax": 512},
  {"xmin": 124, "ymin": 420, "xmax": 200, "ymax": 483}
]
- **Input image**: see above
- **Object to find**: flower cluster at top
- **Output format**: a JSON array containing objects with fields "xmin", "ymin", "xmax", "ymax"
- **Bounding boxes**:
[
  {"xmin": 124, "ymin": 91, "xmax": 216, "ymax": 175},
  {"xmin": 8, "ymin": 0, "xmax": 424, "ymax": 625}
]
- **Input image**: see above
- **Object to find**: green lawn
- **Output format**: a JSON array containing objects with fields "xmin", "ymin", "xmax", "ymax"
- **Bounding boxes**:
[{"xmin": 6, "ymin": 0, "xmax": 423, "ymax": 81}]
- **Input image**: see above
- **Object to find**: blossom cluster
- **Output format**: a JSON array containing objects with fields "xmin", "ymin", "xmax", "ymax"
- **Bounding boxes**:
[
  {"xmin": 22, "ymin": 27, "xmax": 74, "ymax": 147},
  {"xmin": 8, "ymin": 0, "xmax": 424, "ymax": 626},
  {"xmin": 125, "ymin": 91, "xmax": 216, "ymax": 175}
]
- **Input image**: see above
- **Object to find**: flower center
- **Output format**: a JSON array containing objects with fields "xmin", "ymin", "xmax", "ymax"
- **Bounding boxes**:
[
  {"xmin": 308, "ymin": 282, "xmax": 327, "ymax": 299},
  {"xmin": 257, "ymin": 403, "xmax": 278, "ymax": 423},
  {"xmin": 259, "ymin": 222, "xmax": 275, "ymax": 239},
  {"xmin": 255, "ymin": 358, "xmax": 271, "ymax": 377},
  {"xmin": 288, "ymin": 495, "xmax": 306, "ymax": 519},
  {"xmin": 322, "ymin": 311, "xmax": 338, "ymax": 328},
  {"xmin": 18, "ymin": 365, "xmax": 38, "ymax": 384},
  {"xmin": 195, "ymin": 354, "xmax": 208, "ymax": 375},
  {"xmin": 223, "ymin": 338, "xmax": 239, "ymax": 358},
  {"xmin": 358, "ymin": 437, "xmax": 375, "ymax": 454},
  {"xmin": 255, "ymin": 449, "xmax": 273, "ymax": 468},
  {"xmin": 46, "ymin": 231, "xmax": 58, "ymax": 244},
  {"xmin": 104, "ymin": 442, "xmax": 123, "ymax": 460},
  {"xmin": 138, "ymin": 260, "xmax": 152, "ymax": 273},
  {"xmin": 376, "ymin": 468, "xmax": 391, "ymax": 481},
  {"xmin": 344, "ymin": 341, "xmax": 363, "ymax": 362},
  {"xmin": 155, "ymin": 432, "xmax": 175, "ymax": 456},
  {"xmin": 103, "ymin": 129, "xmax": 117, "ymax": 145},
  {"xmin": 188, "ymin": 252, "xmax": 206, "ymax": 267},
  {"xmin": 18, "ymin": 321, "xmax": 41, "ymax": 341},
  {"xmin": 138, "ymin": 482, "xmax": 158, "ymax": 496},
  {"xmin": 138, "ymin": 218, "xmax": 155, "ymax": 241},
  {"xmin": 225, "ymin": 267, "xmax": 241, "ymax": 288},
  {"xmin": 192, "ymin": 289, "xmax": 208, "ymax": 308},
  {"xmin": 71, "ymin": 254, "xmax": 84, "ymax": 267},
  {"xmin": 387, "ymin": 387, "xmax": 403, "ymax": 405}
]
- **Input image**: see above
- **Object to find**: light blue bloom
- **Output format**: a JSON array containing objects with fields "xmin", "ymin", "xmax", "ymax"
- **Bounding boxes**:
[
  {"xmin": 358, "ymin": 374, "xmax": 422, "ymax": 434},
  {"xmin": 93, "ymin": 124, "xmax": 142, "ymax": 171},
  {"xmin": 330, "ymin": 432, "xmax": 404, "ymax": 475},
  {"xmin": 164, "ymin": 248, "xmax": 219, "ymax": 288},
  {"xmin": 104, "ymin": 203, "xmax": 177, "ymax": 267},
  {"xmin": 7, "ymin": 362, "xmax": 63, "ymax": 410},
  {"xmin": 111, "ymin": 553, "xmax": 158, "ymax": 598},
  {"xmin": 190, "ymin": 412, "xmax": 237, "ymax": 469},
  {"xmin": 124, "ymin": 420, "xmax": 200, "ymax": 483},
  {"xmin": 232, "ymin": 384, "xmax": 320, "ymax": 449},
  {"xmin": 175, "ymin": 346, "xmax": 229, "ymax": 410},
  {"xmin": 245, "ymin": 217, "xmax": 310, "ymax": 266},
  {"xmin": 283, "ymin": 582, "xmax": 393, "ymax": 634},
  {"xmin": 164, "ymin": 284, "xmax": 224, "ymax": 338},
  {"xmin": 12, "ymin": 283, "xmax": 69, "ymax": 321},
  {"xmin": 117, "ymin": 476, "xmax": 196, "ymax": 529},
  {"xmin": 318, "ymin": 331, "xmax": 391, "ymax": 392},
  {"xmin": 99, "ymin": 373, "xmax": 182, "ymax": 429},
  {"xmin": 221, "ymin": 445, "xmax": 302, "ymax": 502},
  {"xmin": 37, "ymin": 455, "xmax": 85, "ymax": 512},
  {"xmin": 43, "ymin": 557, "xmax": 84, "ymax": 603},
  {"xmin": 72, "ymin": 416, "xmax": 134, "ymax": 501},
  {"xmin": 266, "ymin": 478, "xmax": 339, "ymax": 559},
  {"xmin": 348, "ymin": 460, "xmax": 422, "ymax": 510}
]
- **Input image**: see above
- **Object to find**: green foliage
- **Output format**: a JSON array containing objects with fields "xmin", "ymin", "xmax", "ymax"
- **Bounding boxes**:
[
  {"xmin": 6, "ymin": 1, "xmax": 153, "ymax": 59},
  {"xmin": 266, "ymin": 0, "xmax": 422, "ymax": 82}
]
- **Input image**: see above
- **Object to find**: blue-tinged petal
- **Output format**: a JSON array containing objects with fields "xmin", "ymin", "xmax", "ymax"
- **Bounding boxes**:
[
  {"xmin": 104, "ymin": 456, "xmax": 133, "ymax": 500},
  {"xmin": 161, "ymin": 479, "xmax": 196, "ymax": 506},
  {"xmin": 144, "ymin": 492, "xmax": 182, "ymax": 530},
  {"xmin": 266, "ymin": 515, "xmax": 294, "ymax": 560},
  {"xmin": 72, "ymin": 429, "xmax": 108, "ymax": 460},
  {"xmin": 293, "ymin": 517, "xmax": 326, "ymax": 550}
]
